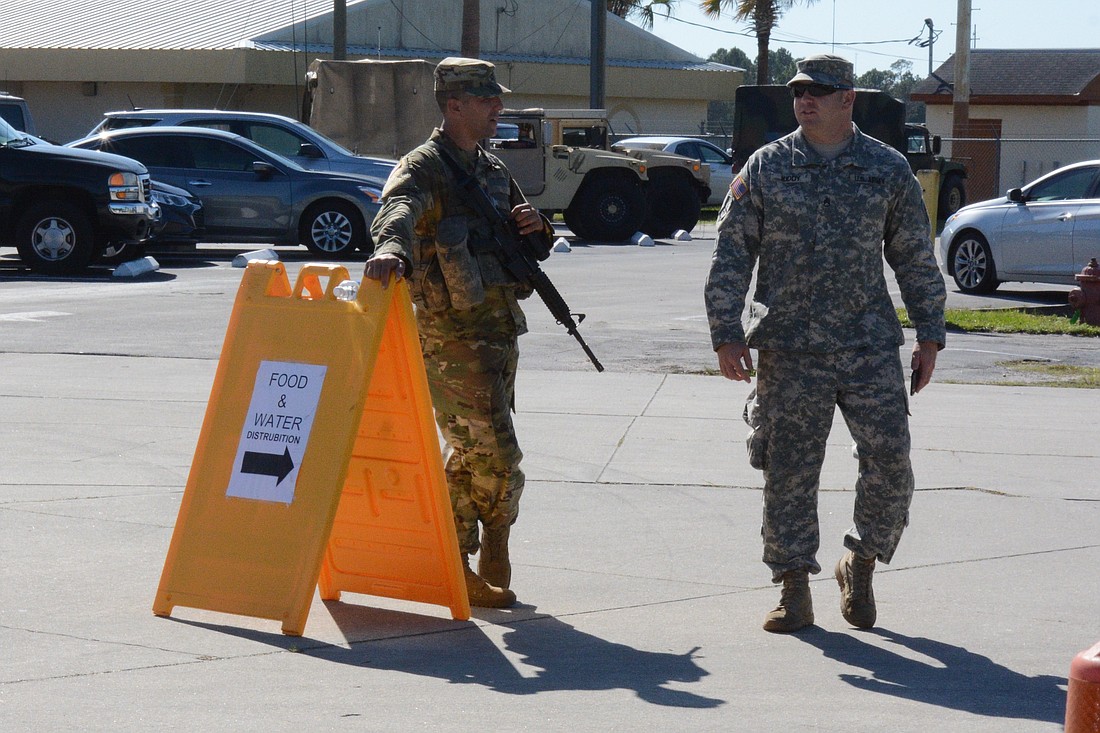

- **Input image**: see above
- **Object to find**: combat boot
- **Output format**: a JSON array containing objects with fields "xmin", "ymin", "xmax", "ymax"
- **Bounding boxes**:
[
  {"xmin": 762, "ymin": 570, "xmax": 814, "ymax": 633},
  {"xmin": 835, "ymin": 550, "xmax": 877, "ymax": 629},
  {"xmin": 463, "ymin": 555, "xmax": 516, "ymax": 608},
  {"xmin": 478, "ymin": 525, "xmax": 511, "ymax": 589}
]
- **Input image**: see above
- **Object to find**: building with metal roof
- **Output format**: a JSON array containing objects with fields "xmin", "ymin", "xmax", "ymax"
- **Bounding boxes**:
[{"xmin": 0, "ymin": 0, "xmax": 741, "ymax": 143}]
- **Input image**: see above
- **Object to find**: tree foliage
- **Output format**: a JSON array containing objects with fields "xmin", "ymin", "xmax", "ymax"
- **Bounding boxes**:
[
  {"xmin": 607, "ymin": 0, "xmax": 676, "ymax": 29},
  {"xmin": 707, "ymin": 51, "xmax": 928, "ymax": 131},
  {"xmin": 700, "ymin": 0, "xmax": 817, "ymax": 84},
  {"xmin": 855, "ymin": 60, "xmax": 926, "ymax": 122}
]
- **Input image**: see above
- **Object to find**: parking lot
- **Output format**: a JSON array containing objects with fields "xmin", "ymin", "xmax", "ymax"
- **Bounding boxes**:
[
  {"xmin": 2, "ymin": 223, "xmax": 1097, "ymax": 731},
  {"xmin": 1, "ymin": 222, "xmax": 1094, "ymax": 385}
]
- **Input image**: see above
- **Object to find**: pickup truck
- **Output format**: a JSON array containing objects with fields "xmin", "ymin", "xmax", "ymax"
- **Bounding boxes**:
[{"xmin": 0, "ymin": 116, "xmax": 158, "ymax": 274}]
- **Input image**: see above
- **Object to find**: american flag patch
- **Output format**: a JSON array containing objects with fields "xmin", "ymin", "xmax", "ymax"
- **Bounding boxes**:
[{"xmin": 730, "ymin": 175, "xmax": 748, "ymax": 201}]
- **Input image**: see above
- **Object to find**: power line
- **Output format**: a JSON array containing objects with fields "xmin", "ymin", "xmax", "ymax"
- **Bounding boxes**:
[{"xmin": 650, "ymin": 13, "xmax": 941, "ymax": 65}]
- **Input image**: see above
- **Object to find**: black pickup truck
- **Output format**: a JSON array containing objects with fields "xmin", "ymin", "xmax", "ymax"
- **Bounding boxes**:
[{"xmin": 0, "ymin": 116, "xmax": 157, "ymax": 274}]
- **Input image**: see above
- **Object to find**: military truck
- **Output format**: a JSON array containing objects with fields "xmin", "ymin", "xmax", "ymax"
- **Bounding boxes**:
[
  {"xmin": 304, "ymin": 59, "xmax": 710, "ymax": 241},
  {"xmin": 493, "ymin": 108, "xmax": 710, "ymax": 240},
  {"xmin": 730, "ymin": 85, "xmax": 967, "ymax": 218}
]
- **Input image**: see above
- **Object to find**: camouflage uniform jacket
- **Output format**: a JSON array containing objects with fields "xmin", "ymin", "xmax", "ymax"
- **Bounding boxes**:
[
  {"xmin": 705, "ymin": 124, "xmax": 947, "ymax": 353},
  {"xmin": 370, "ymin": 128, "xmax": 551, "ymax": 333}
]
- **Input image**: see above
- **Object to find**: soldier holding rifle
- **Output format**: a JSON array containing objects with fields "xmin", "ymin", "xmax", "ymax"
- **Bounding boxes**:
[{"xmin": 365, "ymin": 57, "xmax": 557, "ymax": 608}]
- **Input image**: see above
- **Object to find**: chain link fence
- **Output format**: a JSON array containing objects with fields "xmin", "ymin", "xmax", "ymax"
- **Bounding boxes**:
[{"xmin": 942, "ymin": 137, "xmax": 1100, "ymax": 205}]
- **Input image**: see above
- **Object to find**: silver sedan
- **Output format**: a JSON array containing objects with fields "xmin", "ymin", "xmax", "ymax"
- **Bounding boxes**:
[{"xmin": 937, "ymin": 160, "xmax": 1100, "ymax": 293}]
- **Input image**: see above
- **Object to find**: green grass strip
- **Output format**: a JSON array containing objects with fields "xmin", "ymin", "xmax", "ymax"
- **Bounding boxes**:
[{"xmin": 897, "ymin": 308, "xmax": 1100, "ymax": 336}]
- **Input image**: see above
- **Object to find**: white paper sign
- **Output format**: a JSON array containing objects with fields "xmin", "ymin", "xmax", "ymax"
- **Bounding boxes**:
[{"xmin": 226, "ymin": 360, "xmax": 328, "ymax": 504}]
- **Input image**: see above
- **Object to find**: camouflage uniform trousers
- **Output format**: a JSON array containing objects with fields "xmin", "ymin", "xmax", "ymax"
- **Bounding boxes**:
[
  {"xmin": 416, "ymin": 288, "xmax": 524, "ymax": 556},
  {"xmin": 746, "ymin": 347, "xmax": 915, "ymax": 582}
]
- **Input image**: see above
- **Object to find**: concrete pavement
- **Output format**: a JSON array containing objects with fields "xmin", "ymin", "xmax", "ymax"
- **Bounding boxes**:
[{"xmin": 2, "ymin": 346, "xmax": 1097, "ymax": 731}]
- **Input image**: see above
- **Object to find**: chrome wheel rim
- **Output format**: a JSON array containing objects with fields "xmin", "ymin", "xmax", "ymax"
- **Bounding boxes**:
[
  {"xmin": 954, "ymin": 238, "xmax": 988, "ymax": 290},
  {"xmin": 310, "ymin": 210, "xmax": 353, "ymax": 252},
  {"xmin": 32, "ymin": 217, "xmax": 76, "ymax": 261}
]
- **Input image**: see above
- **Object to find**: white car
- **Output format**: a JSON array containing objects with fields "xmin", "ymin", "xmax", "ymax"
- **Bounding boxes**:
[
  {"xmin": 938, "ymin": 160, "xmax": 1100, "ymax": 293},
  {"xmin": 616, "ymin": 136, "xmax": 733, "ymax": 206}
]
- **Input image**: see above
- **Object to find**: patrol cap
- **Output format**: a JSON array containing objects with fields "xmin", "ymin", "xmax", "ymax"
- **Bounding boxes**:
[
  {"xmin": 787, "ymin": 54, "xmax": 855, "ymax": 89},
  {"xmin": 434, "ymin": 57, "xmax": 511, "ymax": 97}
]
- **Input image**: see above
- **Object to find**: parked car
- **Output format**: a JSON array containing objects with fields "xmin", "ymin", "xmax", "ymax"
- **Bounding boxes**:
[
  {"xmin": 1, "ymin": 117, "xmax": 157, "ymax": 274},
  {"xmin": 87, "ymin": 109, "xmax": 397, "ymax": 183},
  {"xmin": 69, "ymin": 127, "xmax": 382, "ymax": 257},
  {"xmin": 615, "ymin": 136, "xmax": 734, "ymax": 206},
  {"xmin": 149, "ymin": 180, "xmax": 204, "ymax": 246},
  {"xmin": 98, "ymin": 180, "xmax": 205, "ymax": 263},
  {"xmin": 937, "ymin": 160, "xmax": 1100, "ymax": 294}
]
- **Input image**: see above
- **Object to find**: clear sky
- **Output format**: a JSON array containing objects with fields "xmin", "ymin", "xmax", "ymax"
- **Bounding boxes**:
[{"xmin": 634, "ymin": 0, "xmax": 1100, "ymax": 76}]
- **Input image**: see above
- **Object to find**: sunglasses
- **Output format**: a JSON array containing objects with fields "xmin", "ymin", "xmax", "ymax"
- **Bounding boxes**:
[{"xmin": 790, "ymin": 83, "xmax": 849, "ymax": 98}]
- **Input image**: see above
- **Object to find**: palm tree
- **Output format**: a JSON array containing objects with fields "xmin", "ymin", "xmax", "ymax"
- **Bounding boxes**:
[
  {"xmin": 608, "ymin": 0, "xmax": 677, "ymax": 30},
  {"xmin": 700, "ymin": 0, "xmax": 817, "ymax": 84}
]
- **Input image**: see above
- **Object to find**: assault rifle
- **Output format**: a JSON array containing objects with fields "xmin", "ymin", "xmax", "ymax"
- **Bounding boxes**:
[{"xmin": 443, "ymin": 153, "xmax": 604, "ymax": 372}]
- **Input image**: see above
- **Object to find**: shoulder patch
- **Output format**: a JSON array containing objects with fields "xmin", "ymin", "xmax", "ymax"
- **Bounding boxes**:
[{"xmin": 730, "ymin": 175, "xmax": 748, "ymax": 201}]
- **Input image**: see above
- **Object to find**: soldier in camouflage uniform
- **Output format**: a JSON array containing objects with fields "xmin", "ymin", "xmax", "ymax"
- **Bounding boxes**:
[
  {"xmin": 365, "ymin": 58, "xmax": 554, "ymax": 608},
  {"xmin": 704, "ymin": 55, "xmax": 946, "ymax": 633}
]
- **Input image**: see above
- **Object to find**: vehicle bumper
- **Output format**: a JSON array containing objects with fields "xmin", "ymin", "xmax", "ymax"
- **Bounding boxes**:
[
  {"xmin": 101, "ymin": 202, "xmax": 159, "ymax": 243},
  {"xmin": 109, "ymin": 202, "xmax": 159, "ymax": 217}
]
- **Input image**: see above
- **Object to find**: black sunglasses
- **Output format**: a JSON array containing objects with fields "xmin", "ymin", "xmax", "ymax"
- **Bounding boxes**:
[{"xmin": 790, "ymin": 83, "xmax": 849, "ymax": 98}]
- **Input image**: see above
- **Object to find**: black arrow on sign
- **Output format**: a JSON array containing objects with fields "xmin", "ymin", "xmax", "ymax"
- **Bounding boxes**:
[{"xmin": 241, "ymin": 447, "xmax": 295, "ymax": 485}]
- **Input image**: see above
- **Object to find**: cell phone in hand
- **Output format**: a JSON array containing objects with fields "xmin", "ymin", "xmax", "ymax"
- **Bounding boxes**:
[{"xmin": 910, "ymin": 367, "xmax": 920, "ymax": 396}]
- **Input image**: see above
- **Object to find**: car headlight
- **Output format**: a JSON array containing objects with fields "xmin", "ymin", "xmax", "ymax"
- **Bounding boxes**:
[
  {"xmin": 152, "ymin": 190, "xmax": 190, "ymax": 207},
  {"xmin": 357, "ymin": 186, "xmax": 381, "ymax": 203},
  {"xmin": 108, "ymin": 171, "xmax": 143, "ymax": 202}
]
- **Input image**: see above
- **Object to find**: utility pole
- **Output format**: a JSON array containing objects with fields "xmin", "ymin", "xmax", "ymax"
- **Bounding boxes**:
[
  {"xmin": 590, "ymin": 0, "xmax": 606, "ymax": 109},
  {"xmin": 924, "ymin": 18, "xmax": 934, "ymax": 77},
  {"xmin": 333, "ymin": 0, "xmax": 347, "ymax": 60},
  {"xmin": 952, "ymin": 0, "xmax": 971, "ymax": 139},
  {"xmin": 461, "ymin": 0, "xmax": 480, "ymax": 58}
]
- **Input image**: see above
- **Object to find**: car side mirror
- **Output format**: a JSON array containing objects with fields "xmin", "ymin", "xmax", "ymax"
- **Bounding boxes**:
[
  {"xmin": 931, "ymin": 135, "xmax": 942, "ymax": 155},
  {"xmin": 297, "ymin": 142, "xmax": 323, "ymax": 159},
  {"xmin": 252, "ymin": 161, "xmax": 278, "ymax": 178},
  {"xmin": 1007, "ymin": 187, "xmax": 1025, "ymax": 203}
]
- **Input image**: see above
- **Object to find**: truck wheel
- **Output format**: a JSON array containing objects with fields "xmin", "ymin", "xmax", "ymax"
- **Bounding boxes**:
[
  {"xmin": 640, "ymin": 169, "xmax": 702, "ymax": 239},
  {"xmin": 949, "ymin": 231, "xmax": 999, "ymax": 293},
  {"xmin": 300, "ymin": 200, "xmax": 364, "ymax": 256},
  {"xmin": 564, "ymin": 176, "xmax": 645, "ymax": 242},
  {"xmin": 15, "ymin": 200, "xmax": 96, "ymax": 275},
  {"xmin": 939, "ymin": 176, "xmax": 966, "ymax": 219}
]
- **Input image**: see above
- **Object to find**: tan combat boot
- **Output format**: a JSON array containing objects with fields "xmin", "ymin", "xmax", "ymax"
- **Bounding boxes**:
[
  {"xmin": 763, "ymin": 570, "xmax": 814, "ymax": 633},
  {"xmin": 835, "ymin": 550, "xmax": 877, "ymax": 629},
  {"xmin": 463, "ymin": 555, "xmax": 516, "ymax": 608},
  {"xmin": 478, "ymin": 525, "xmax": 511, "ymax": 590}
]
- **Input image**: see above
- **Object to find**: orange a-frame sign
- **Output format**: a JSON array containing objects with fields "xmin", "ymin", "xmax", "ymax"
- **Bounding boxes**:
[{"xmin": 153, "ymin": 261, "xmax": 469, "ymax": 636}]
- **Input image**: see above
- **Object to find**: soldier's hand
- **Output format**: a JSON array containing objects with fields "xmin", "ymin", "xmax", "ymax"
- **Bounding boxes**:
[
  {"xmin": 717, "ymin": 342, "xmax": 754, "ymax": 383},
  {"xmin": 363, "ymin": 254, "xmax": 406, "ymax": 289},
  {"xmin": 910, "ymin": 340, "xmax": 939, "ymax": 394},
  {"xmin": 510, "ymin": 203, "xmax": 546, "ymax": 236}
]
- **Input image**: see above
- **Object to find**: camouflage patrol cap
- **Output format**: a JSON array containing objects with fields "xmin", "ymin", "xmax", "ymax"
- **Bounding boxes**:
[
  {"xmin": 434, "ymin": 57, "xmax": 511, "ymax": 97},
  {"xmin": 787, "ymin": 54, "xmax": 855, "ymax": 89}
]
